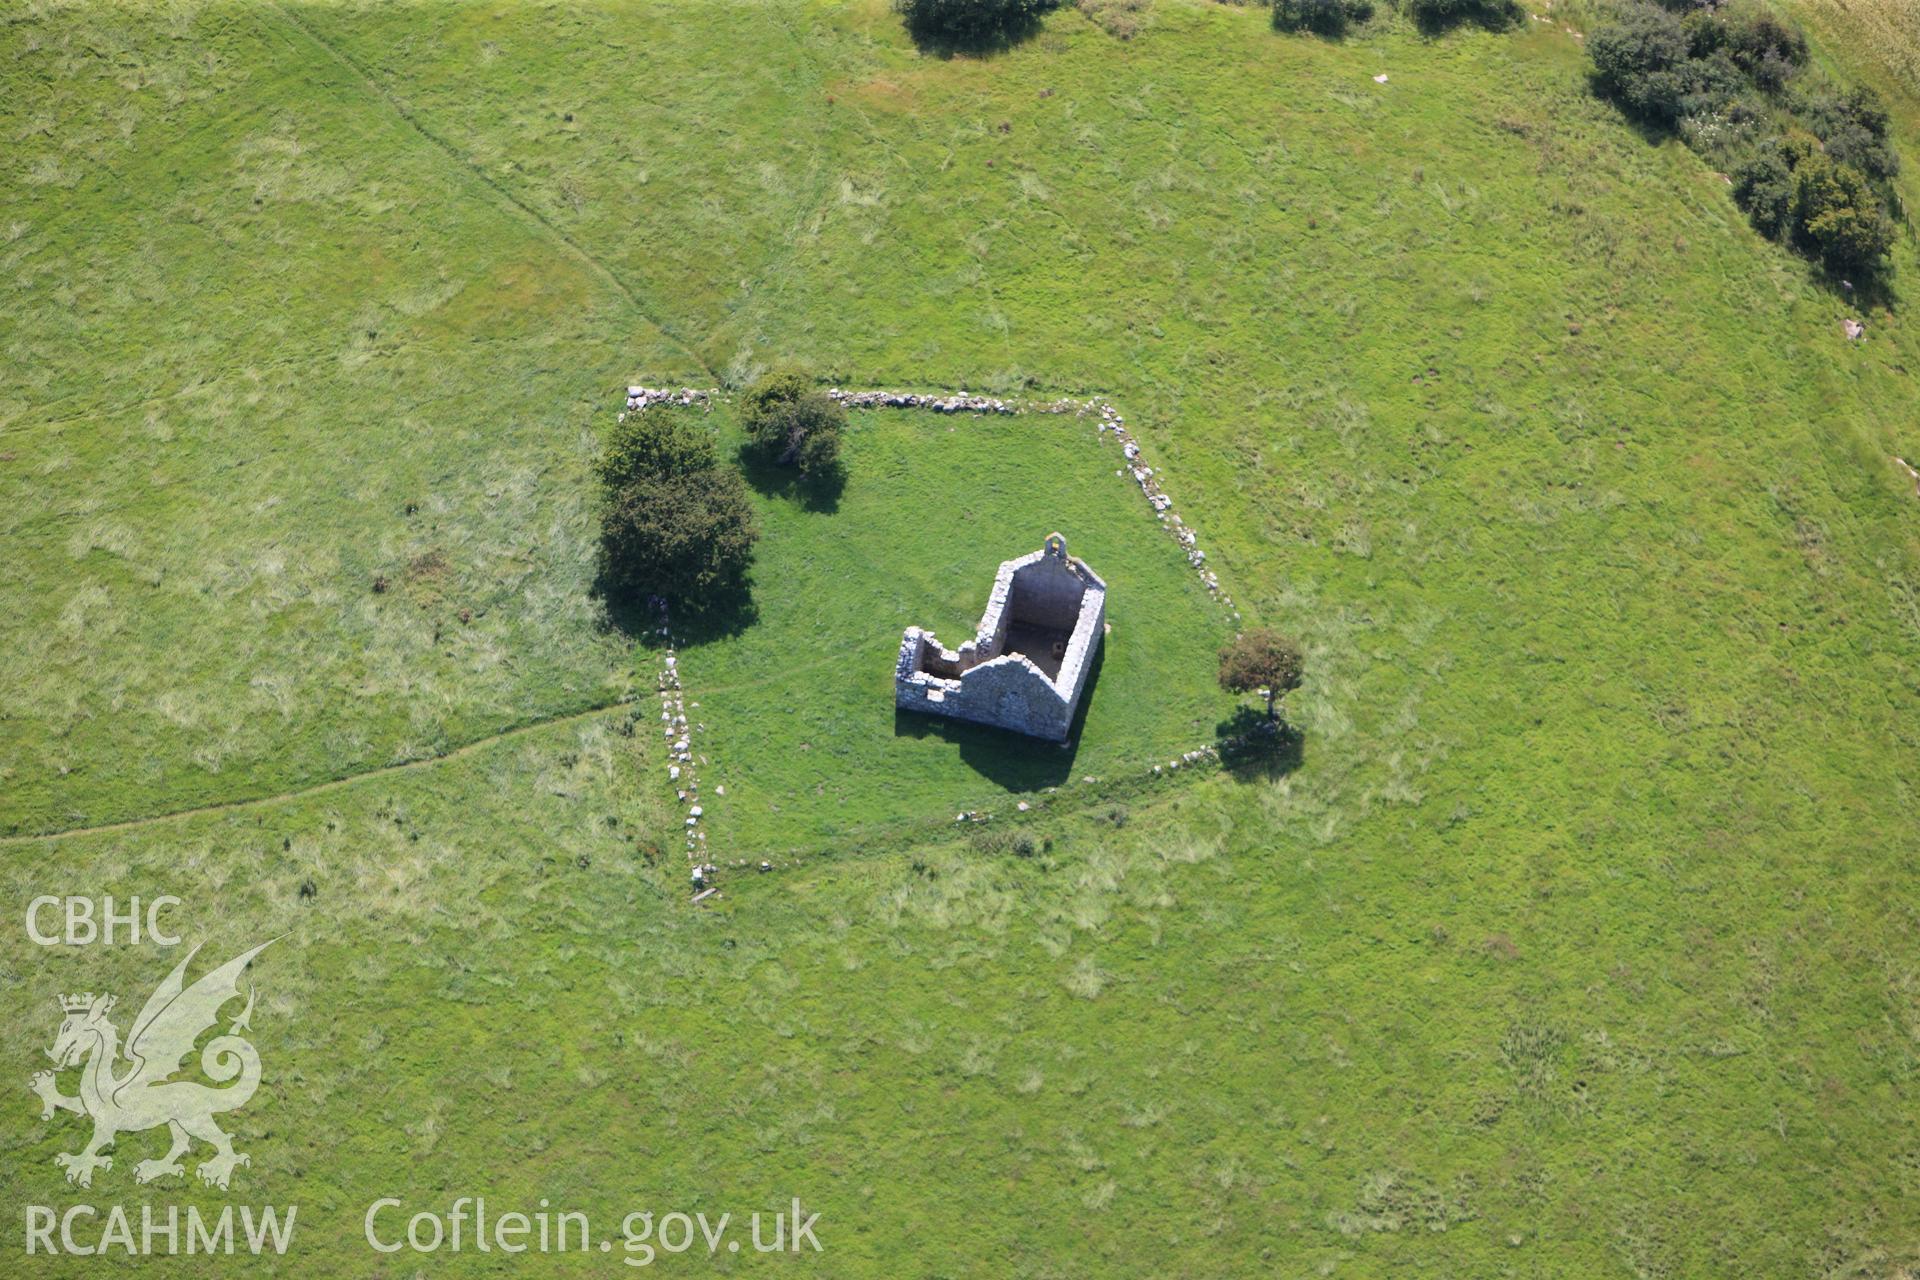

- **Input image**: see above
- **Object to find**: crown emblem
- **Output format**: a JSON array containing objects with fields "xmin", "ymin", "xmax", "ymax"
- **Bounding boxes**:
[{"xmin": 58, "ymin": 993, "xmax": 95, "ymax": 1013}]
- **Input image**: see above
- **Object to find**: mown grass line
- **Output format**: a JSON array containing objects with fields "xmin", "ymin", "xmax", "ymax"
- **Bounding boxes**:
[{"xmin": 262, "ymin": 1, "xmax": 717, "ymax": 383}]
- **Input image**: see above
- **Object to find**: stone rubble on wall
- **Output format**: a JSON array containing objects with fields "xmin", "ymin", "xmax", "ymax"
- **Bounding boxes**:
[
  {"xmin": 827, "ymin": 389, "xmax": 1017, "ymax": 414},
  {"xmin": 625, "ymin": 385, "xmax": 718, "ymax": 413},
  {"xmin": 1076, "ymin": 398, "xmax": 1229, "ymax": 608},
  {"xmin": 1895, "ymin": 456, "xmax": 1920, "ymax": 497},
  {"xmin": 651, "ymin": 600, "xmax": 717, "ymax": 897},
  {"xmin": 826, "ymin": 389, "xmax": 1236, "ymax": 620},
  {"xmin": 623, "ymin": 384, "xmax": 1230, "ymax": 616}
]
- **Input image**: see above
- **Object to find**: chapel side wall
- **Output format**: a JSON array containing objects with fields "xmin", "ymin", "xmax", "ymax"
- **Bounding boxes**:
[
  {"xmin": 895, "ymin": 630, "xmax": 933, "ymax": 712},
  {"xmin": 1051, "ymin": 590, "xmax": 1106, "ymax": 730},
  {"xmin": 972, "ymin": 557, "xmax": 1023, "ymax": 660}
]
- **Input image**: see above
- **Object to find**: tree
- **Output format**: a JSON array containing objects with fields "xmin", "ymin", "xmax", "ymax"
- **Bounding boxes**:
[
  {"xmin": 1790, "ymin": 151, "xmax": 1895, "ymax": 274},
  {"xmin": 741, "ymin": 370, "xmax": 846, "ymax": 480},
  {"xmin": 596, "ymin": 405, "xmax": 724, "ymax": 490},
  {"xmin": 794, "ymin": 420, "xmax": 842, "ymax": 478},
  {"xmin": 1588, "ymin": 4, "xmax": 1696, "ymax": 125},
  {"xmin": 1799, "ymin": 82, "xmax": 1899, "ymax": 180},
  {"xmin": 1725, "ymin": 9, "xmax": 1806, "ymax": 92},
  {"xmin": 1217, "ymin": 629, "xmax": 1305, "ymax": 724},
  {"xmin": 1583, "ymin": 0, "xmax": 1901, "ymax": 279},
  {"xmin": 1731, "ymin": 142, "xmax": 1794, "ymax": 239},
  {"xmin": 597, "ymin": 410, "xmax": 758, "ymax": 607}
]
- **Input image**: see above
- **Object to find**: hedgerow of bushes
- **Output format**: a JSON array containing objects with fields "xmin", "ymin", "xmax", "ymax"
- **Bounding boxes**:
[{"xmin": 1586, "ymin": 0, "xmax": 1899, "ymax": 278}]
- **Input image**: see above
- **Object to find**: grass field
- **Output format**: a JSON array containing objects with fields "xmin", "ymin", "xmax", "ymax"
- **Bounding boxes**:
[
  {"xmin": 678, "ymin": 402, "xmax": 1236, "ymax": 857},
  {"xmin": 4, "ymin": 0, "xmax": 1920, "ymax": 1275}
]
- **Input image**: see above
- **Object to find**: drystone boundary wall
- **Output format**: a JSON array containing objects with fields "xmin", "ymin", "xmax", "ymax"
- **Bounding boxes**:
[
  {"xmin": 620, "ymin": 384, "xmax": 1243, "ymax": 899},
  {"xmin": 624, "ymin": 384, "xmax": 1231, "ymax": 612},
  {"xmin": 822, "ymin": 388, "xmax": 1234, "ymax": 615},
  {"xmin": 645, "ymin": 602, "xmax": 719, "ymax": 896}
]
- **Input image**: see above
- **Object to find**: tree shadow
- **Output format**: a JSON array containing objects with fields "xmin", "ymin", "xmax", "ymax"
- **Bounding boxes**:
[
  {"xmin": 735, "ymin": 442, "xmax": 844, "ymax": 514},
  {"xmin": 891, "ymin": 640, "xmax": 1105, "ymax": 792},
  {"xmin": 1289, "ymin": 24, "xmax": 1363, "ymax": 43},
  {"xmin": 901, "ymin": 9, "xmax": 1049, "ymax": 58},
  {"xmin": 665, "ymin": 576, "xmax": 761, "ymax": 647},
  {"xmin": 593, "ymin": 578, "xmax": 659, "ymax": 644},
  {"xmin": 1813, "ymin": 262, "xmax": 1899, "ymax": 314},
  {"xmin": 1410, "ymin": 0, "xmax": 1524, "ymax": 37},
  {"xmin": 591, "ymin": 567, "xmax": 759, "ymax": 649},
  {"xmin": 1214, "ymin": 706, "xmax": 1305, "ymax": 783},
  {"xmin": 1586, "ymin": 80, "xmax": 1679, "ymax": 149},
  {"xmin": 1271, "ymin": 0, "xmax": 1375, "ymax": 40}
]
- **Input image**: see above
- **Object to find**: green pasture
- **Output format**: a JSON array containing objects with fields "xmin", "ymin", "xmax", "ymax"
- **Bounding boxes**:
[
  {"xmin": 678, "ymin": 403, "xmax": 1237, "ymax": 857},
  {"xmin": 2, "ymin": 0, "xmax": 1919, "ymax": 1276}
]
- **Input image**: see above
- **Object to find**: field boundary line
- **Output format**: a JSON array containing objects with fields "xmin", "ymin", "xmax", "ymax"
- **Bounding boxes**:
[
  {"xmin": 262, "ymin": 3, "xmax": 716, "ymax": 383},
  {"xmin": 0, "ymin": 699, "xmax": 639, "ymax": 846},
  {"xmin": 2, "ymin": 328, "xmax": 634, "ymax": 439}
]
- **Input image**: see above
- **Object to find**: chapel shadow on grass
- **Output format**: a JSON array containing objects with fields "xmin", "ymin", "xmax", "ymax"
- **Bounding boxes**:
[
  {"xmin": 1215, "ymin": 707, "xmax": 1305, "ymax": 784},
  {"xmin": 735, "ymin": 442, "xmax": 844, "ymax": 513},
  {"xmin": 891, "ymin": 640, "xmax": 1105, "ymax": 792}
]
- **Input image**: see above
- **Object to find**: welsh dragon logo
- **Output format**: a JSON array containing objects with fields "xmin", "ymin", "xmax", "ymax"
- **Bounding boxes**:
[{"xmin": 30, "ymin": 940, "xmax": 273, "ymax": 1191}]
